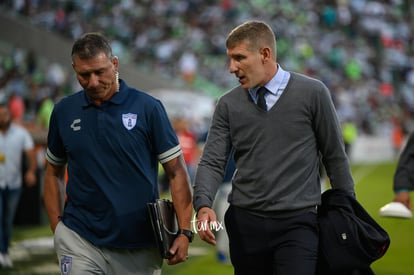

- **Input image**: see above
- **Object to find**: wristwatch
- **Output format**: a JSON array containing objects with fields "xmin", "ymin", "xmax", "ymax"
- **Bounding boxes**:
[{"xmin": 177, "ymin": 229, "xmax": 194, "ymax": 243}]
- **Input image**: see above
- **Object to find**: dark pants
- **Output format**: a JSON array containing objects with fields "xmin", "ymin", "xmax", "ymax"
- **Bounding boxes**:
[{"xmin": 225, "ymin": 205, "xmax": 318, "ymax": 275}]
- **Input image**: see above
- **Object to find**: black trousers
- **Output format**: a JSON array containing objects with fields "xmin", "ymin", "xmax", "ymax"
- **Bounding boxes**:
[{"xmin": 225, "ymin": 205, "xmax": 319, "ymax": 275}]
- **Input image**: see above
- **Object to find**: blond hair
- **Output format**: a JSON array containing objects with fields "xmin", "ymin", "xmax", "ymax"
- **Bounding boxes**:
[{"xmin": 226, "ymin": 20, "xmax": 277, "ymax": 60}]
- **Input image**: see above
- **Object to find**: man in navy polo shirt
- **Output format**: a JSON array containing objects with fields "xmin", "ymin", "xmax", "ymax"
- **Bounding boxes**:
[{"xmin": 43, "ymin": 32, "xmax": 193, "ymax": 274}]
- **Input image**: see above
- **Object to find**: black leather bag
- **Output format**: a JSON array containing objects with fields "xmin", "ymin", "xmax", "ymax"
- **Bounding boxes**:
[
  {"xmin": 147, "ymin": 199, "xmax": 178, "ymax": 259},
  {"xmin": 317, "ymin": 189, "xmax": 390, "ymax": 274}
]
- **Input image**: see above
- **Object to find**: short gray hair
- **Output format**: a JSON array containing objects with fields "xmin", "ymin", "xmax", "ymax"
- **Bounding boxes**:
[{"xmin": 71, "ymin": 32, "xmax": 113, "ymax": 60}]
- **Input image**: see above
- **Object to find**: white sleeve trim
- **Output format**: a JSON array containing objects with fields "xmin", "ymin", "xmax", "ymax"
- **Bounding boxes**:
[
  {"xmin": 158, "ymin": 145, "xmax": 182, "ymax": 163},
  {"xmin": 45, "ymin": 147, "xmax": 67, "ymax": 166}
]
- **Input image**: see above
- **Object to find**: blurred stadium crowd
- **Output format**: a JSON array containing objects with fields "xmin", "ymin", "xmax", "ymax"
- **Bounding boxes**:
[
  {"xmin": 0, "ymin": 2, "xmax": 411, "ymax": 270},
  {"xmin": 0, "ymin": 0, "xmax": 414, "ymax": 139}
]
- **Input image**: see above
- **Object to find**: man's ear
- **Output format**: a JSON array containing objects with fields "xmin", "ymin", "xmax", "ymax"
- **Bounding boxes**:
[
  {"xmin": 112, "ymin": 55, "xmax": 119, "ymax": 69},
  {"xmin": 260, "ymin": 47, "xmax": 271, "ymax": 63}
]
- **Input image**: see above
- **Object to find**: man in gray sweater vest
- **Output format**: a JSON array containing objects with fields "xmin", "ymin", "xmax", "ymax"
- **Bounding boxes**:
[{"xmin": 193, "ymin": 20, "xmax": 355, "ymax": 275}]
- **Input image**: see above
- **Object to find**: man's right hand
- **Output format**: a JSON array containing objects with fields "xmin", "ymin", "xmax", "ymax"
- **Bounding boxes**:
[{"xmin": 196, "ymin": 207, "xmax": 218, "ymax": 245}]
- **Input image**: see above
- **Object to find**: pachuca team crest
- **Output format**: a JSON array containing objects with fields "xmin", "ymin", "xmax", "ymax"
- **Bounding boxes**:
[
  {"xmin": 122, "ymin": 113, "xmax": 137, "ymax": 130},
  {"xmin": 60, "ymin": 256, "xmax": 72, "ymax": 275}
]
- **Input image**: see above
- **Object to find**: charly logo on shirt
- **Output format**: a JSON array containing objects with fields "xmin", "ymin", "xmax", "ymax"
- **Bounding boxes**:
[
  {"xmin": 70, "ymin": 119, "xmax": 81, "ymax": 131},
  {"xmin": 122, "ymin": 113, "xmax": 137, "ymax": 130}
]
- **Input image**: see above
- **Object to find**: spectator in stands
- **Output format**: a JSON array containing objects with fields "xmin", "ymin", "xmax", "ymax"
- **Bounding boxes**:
[
  {"xmin": 342, "ymin": 119, "xmax": 358, "ymax": 157},
  {"xmin": 172, "ymin": 117, "xmax": 198, "ymax": 184},
  {"xmin": 0, "ymin": 101, "xmax": 37, "ymax": 268},
  {"xmin": 179, "ymin": 50, "xmax": 198, "ymax": 85},
  {"xmin": 8, "ymin": 94, "xmax": 25, "ymax": 123},
  {"xmin": 36, "ymin": 96, "xmax": 54, "ymax": 129},
  {"xmin": 391, "ymin": 117, "xmax": 405, "ymax": 158}
]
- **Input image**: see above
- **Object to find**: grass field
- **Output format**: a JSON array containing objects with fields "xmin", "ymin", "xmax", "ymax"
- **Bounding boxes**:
[{"xmin": 5, "ymin": 161, "xmax": 414, "ymax": 274}]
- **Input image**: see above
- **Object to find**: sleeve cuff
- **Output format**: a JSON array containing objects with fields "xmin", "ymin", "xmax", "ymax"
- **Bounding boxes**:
[{"xmin": 395, "ymin": 188, "xmax": 410, "ymax": 194}]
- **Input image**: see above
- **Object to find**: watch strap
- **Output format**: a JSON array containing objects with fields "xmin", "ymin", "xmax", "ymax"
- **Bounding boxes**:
[{"xmin": 177, "ymin": 229, "xmax": 193, "ymax": 242}]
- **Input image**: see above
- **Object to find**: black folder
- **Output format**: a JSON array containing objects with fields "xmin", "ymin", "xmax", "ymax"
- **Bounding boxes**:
[{"xmin": 147, "ymin": 199, "xmax": 178, "ymax": 259}]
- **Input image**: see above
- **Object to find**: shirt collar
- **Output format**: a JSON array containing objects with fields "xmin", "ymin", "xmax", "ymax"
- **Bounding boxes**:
[
  {"xmin": 81, "ymin": 79, "xmax": 126, "ymax": 107},
  {"xmin": 250, "ymin": 64, "xmax": 288, "ymax": 97}
]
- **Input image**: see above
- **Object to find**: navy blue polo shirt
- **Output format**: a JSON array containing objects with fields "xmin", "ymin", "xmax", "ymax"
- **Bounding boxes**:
[{"xmin": 46, "ymin": 80, "xmax": 181, "ymax": 249}]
